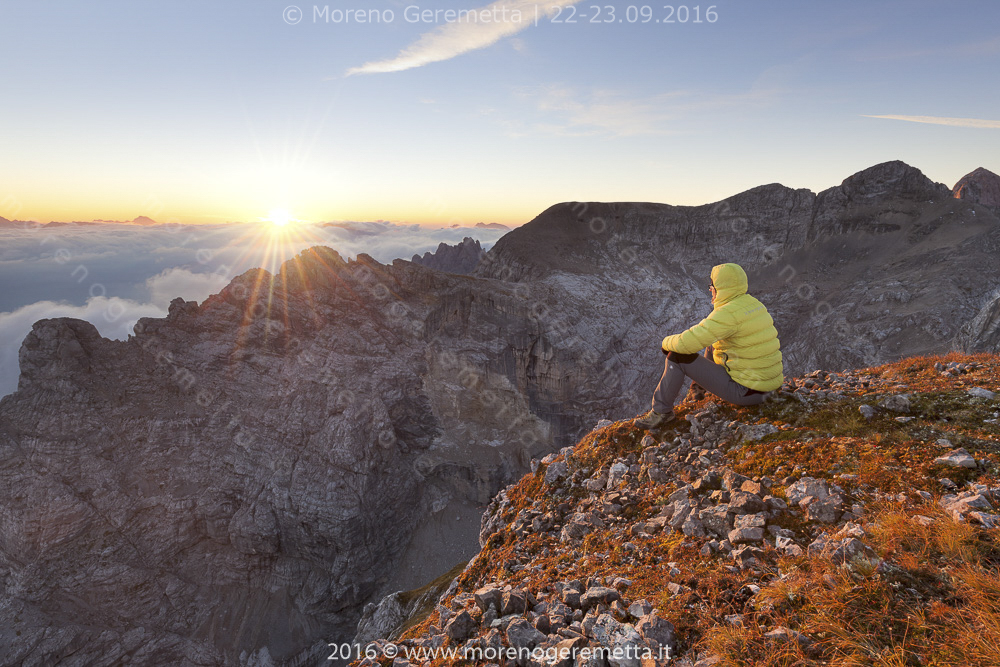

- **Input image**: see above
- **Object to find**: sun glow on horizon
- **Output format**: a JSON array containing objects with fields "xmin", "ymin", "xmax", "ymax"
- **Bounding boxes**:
[{"xmin": 266, "ymin": 208, "xmax": 294, "ymax": 228}]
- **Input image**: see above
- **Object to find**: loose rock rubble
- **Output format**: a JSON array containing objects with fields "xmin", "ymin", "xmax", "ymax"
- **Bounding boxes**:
[
  {"xmin": 361, "ymin": 357, "xmax": 1000, "ymax": 667},
  {"xmin": 358, "ymin": 579, "xmax": 678, "ymax": 667},
  {"xmin": 934, "ymin": 361, "xmax": 981, "ymax": 377},
  {"xmin": 775, "ymin": 369, "xmax": 886, "ymax": 405}
]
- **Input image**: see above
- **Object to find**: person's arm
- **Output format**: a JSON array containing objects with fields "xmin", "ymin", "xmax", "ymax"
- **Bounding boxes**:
[{"xmin": 661, "ymin": 310, "xmax": 736, "ymax": 354}]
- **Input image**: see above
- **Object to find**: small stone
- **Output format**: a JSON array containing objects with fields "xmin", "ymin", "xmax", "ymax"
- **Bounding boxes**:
[
  {"xmin": 764, "ymin": 496, "xmax": 788, "ymax": 511},
  {"xmin": 667, "ymin": 582, "xmax": 689, "ymax": 596},
  {"xmin": 580, "ymin": 586, "xmax": 620, "ymax": 610},
  {"xmin": 953, "ymin": 493, "xmax": 993, "ymax": 512},
  {"xmin": 628, "ymin": 600, "xmax": 653, "ymax": 617},
  {"xmin": 834, "ymin": 522, "xmax": 866, "ymax": 539},
  {"xmin": 692, "ymin": 471, "xmax": 722, "ymax": 492},
  {"xmin": 805, "ymin": 494, "xmax": 844, "ymax": 524},
  {"xmin": 807, "ymin": 535, "xmax": 828, "ymax": 556},
  {"xmin": 475, "ymin": 586, "xmax": 503, "ymax": 613},
  {"xmin": 667, "ymin": 485, "xmax": 693, "ymax": 504},
  {"xmin": 968, "ymin": 512, "xmax": 1000, "ymax": 529},
  {"xmin": 501, "ymin": 589, "xmax": 535, "ymax": 616},
  {"xmin": 728, "ymin": 491, "xmax": 766, "ymax": 515},
  {"xmin": 785, "ymin": 477, "xmax": 830, "ymax": 505},
  {"xmin": 764, "ymin": 626, "xmax": 813, "ymax": 649},
  {"xmin": 858, "ymin": 405, "xmax": 876, "ymax": 419},
  {"xmin": 561, "ymin": 589, "xmax": 582, "ymax": 609},
  {"xmin": 505, "ymin": 618, "xmax": 546, "ymax": 651},
  {"xmin": 934, "ymin": 448, "xmax": 977, "ymax": 469},
  {"xmin": 740, "ymin": 423, "xmax": 778, "ymax": 442},
  {"xmin": 879, "ymin": 394, "xmax": 911, "ymax": 413},
  {"xmin": 698, "ymin": 504, "xmax": 732, "ymax": 537},
  {"xmin": 730, "ymin": 545, "xmax": 763, "ymax": 567},
  {"xmin": 728, "ymin": 526, "xmax": 765, "ymax": 544},
  {"xmin": 611, "ymin": 577, "xmax": 632, "ymax": 592},
  {"xmin": 733, "ymin": 513, "xmax": 767, "ymax": 529},
  {"xmin": 722, "ymin": 470, "xmax": 750, "ymax": 492},
  {"xmin": 444, "ymin": 610, "xmax": 477, "ymax": 641},
  {"xmin": 968, "ymin": 387, "xmax": 997, "ymax": 400},
  {"xmin": 545, "ymin": 460, "xmax": 569, "ymax": 485},
  {"xmin": 606, "ymin": 461, "xmax": 629, "ymax": 489},
  {"xmin": 828, "ymin": 537, "xmax": 878, "ymax": 565},
  {"xmin": 709, "ymin": 489, "xmax": 730, "ymax": 503},
  {"xmin": 681, "ymin": 515, "xmax": 706, "ymax": 537},
  {"xmin": 636, "ymin": 613, "xmax": 677, "ymax": 655}
]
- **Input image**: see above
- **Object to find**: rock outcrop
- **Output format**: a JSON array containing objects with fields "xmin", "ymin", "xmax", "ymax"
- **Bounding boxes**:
[
  {"xmin": 410, "ymin": 237, "xmax": 486, "ymax": 274},
  {"xmin": 353, "ymin": 353, "xmax": 1000, "ymax": 666},
  {"xmin": 2, "ymin": 161, "xmax": 1000, "ymax": 664}
]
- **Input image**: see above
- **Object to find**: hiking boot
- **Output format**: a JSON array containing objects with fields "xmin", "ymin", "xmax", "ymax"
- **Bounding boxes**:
[
  {"xmin": 685, "ymin": 382, "xmax": 707, "ymax": 402},
  {"xmin": 635, "ymin": 410, "xmax": 676, "ymax": 430}
]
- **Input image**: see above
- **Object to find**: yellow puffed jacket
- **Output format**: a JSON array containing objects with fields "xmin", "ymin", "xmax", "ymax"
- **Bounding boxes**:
[{"xmin": 661, "ymin": 263, "xmax": 784, "ymax": 392}]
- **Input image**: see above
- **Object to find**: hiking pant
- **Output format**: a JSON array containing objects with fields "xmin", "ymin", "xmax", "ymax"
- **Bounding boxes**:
[{"xmin": 652, "ymin": 353, "xmax": 769, "ymax": 413}]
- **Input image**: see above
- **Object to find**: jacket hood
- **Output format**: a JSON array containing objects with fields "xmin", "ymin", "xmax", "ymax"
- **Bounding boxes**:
[{"xmin": 711, "ymin": 263, "xmax": 748, "ymax": 305}]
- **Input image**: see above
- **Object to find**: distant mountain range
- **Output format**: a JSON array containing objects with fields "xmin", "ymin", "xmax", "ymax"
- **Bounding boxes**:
[{"xmin": 0, "ymin": 161, "xmax": 998, "ymax": 665}]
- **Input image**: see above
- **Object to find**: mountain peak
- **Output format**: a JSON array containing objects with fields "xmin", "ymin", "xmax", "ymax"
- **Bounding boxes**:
[
  {"xmin": 953, "ymin": 167, "xmax": 1000, "ymax": 208},
  {"xmin": 836, "ymin": 160, "xmax": 948, "ymax": 200},
  {"xmin": 410, "ymin": 237, "xmax": 486, "ymax": 274}
]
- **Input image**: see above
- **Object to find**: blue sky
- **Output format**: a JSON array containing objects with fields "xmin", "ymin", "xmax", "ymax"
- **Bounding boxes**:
[{"xmin": 1, "ymin": 0, "xmax": 999, "ymax": 225}]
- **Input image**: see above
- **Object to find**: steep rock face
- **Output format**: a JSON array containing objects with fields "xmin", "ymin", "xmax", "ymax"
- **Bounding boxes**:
[
  {"xmin": 2, "ymin": 161, "xmax": 1000, "ymax": 664},
  {"xmin": 0, "ymin": 247, "xmax": 649, "ymax": 665},
  {"xmin": 953, "ymin": 167, "xmax": 1000, "ymax": 209},
  {"xmin": 958, "ymin": 288, "xmax": 1000, "ymax": 353},
  {"xmin": 411, "ymin": 237, "xmax": 486, "ymax": 274},
  {"xmin": 477, "ymin": 161, "xmax": 1000, "ymax": 373}
]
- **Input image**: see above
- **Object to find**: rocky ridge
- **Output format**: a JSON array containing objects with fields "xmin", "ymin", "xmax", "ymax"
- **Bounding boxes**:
[
  {"xmin": 411, "ymin": 237, "xmax": 487, "ymax": 275},
  {"xmin": 355, "ymin": 353, "xmax": 1000, "ymax": 666}
]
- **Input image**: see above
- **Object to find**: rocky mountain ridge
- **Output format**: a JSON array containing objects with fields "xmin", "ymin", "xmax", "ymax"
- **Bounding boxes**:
[
  {"xmin": 1, "ymin": 161, "xmax": 999, "ymax": 665},
  {"xmin": 353, "ymin": 353, "xmax": 1000, "ymax": 666},
  {"xmin": 411, "ymin": 237, "xmax": 487, "ymax": 275}
]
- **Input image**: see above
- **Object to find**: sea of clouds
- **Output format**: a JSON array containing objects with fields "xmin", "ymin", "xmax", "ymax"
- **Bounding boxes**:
[{"xmin": 0, "ymin": 221, "xmax": 509, "ymax": 397}]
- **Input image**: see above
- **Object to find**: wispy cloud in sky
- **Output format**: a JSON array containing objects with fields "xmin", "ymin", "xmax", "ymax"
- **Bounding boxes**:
[
  {"xmin": 520, "ymin": 85, "xmax": 682, "ymax": 137},
  {"xmin": 855, "ymin": 35, "xmax": 1000, "ymax": 62},
  {"xmin": 345, "ymin": 0, "xmax": 583, "ymax": 75},
  {"xmin": 863, "ymin": 115, "xmax": 1000, "ymax": 129},
  {"xmin": 506, "ymin": 84, "xmax": 779, "ymax": 138}
]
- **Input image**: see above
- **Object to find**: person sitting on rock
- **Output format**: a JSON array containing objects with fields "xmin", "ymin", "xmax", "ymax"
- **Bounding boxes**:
[{"xmin": 636, "ymin": 262, "xmax": 783, "ymax": 429}]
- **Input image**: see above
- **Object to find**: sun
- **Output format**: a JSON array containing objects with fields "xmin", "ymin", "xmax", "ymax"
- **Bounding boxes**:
[{"xmin": 266, "ymin": 208, "xmax": 293, "ymax": 228}]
